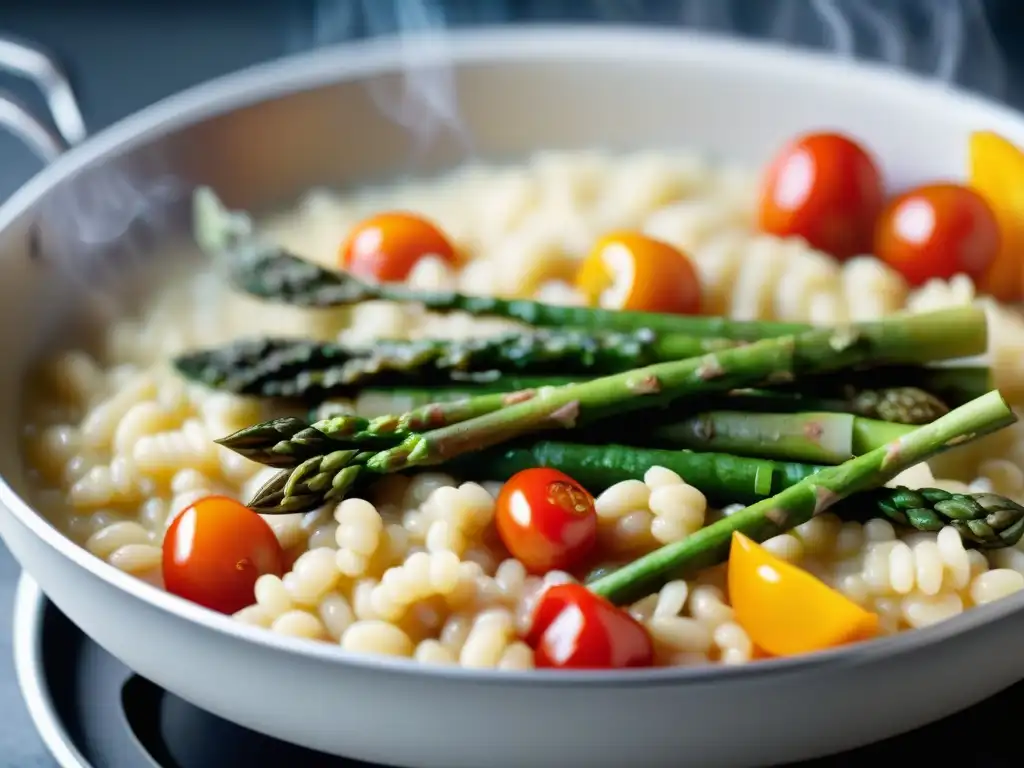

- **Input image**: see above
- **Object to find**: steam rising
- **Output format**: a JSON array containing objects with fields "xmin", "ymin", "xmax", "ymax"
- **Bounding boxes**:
[
  {"xmin": 294, "ymin": 0, "xmax": 1006, "ymax": 152},
  {"xmin": 303, "ymin": 0, "xmax": 473, "ymax": 159}
]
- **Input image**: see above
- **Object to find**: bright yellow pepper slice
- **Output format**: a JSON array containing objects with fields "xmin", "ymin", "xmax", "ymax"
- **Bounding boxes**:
[
  {"xmin": 728, "ymin": 532, "xmax": 879, "ymax": 657},
  {"xmin": 968, "ymin": 131, "xmax": 1024, "ymax": 302}
]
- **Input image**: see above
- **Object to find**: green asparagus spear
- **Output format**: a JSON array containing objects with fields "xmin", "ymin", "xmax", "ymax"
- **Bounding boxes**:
[
  {"xmin": 245, "ymin": 306, "xmax": 986, "ymax": 513},
  {"xmin": 837, "ymin": 486, "xmax": 1024, "ymax": 548},
  {"xmin": 454, "ymin": 441, "xmax": 825, "ymax": 503},
  {"xmin": 588, "ymin": 390, "xmax": 1016, "ymax": 604},
  {"xmin": 344, "ymin": 378, "xmax": 580, "ymax": 418},
  {"xmin": 661, "ymin": 387, "xmax": 948, "ymax": 425},
  {"xmin": 216, "ymin": 416, "xmax": 394, "ymax": 468},
  {"xmin": 173, "ymin": 329, "xmax": 739, "ymax": 398},
  {"xmin": 366, "ymin": 307, "xmax": 987, "ymax": 474},
  {"xmin": 345, "ymin": 379, "xmax": 951, "ymax": 426},
  {"xmin": 219, "ymin": 386, "xmax": 559, "ymax": 468},
  {"xmin": 194, "ymin": 187, "xmax": 811, "ymax": 341},
  {"xmin": 648, "ymin": 410, "xmax": 914, "ymax": 464}
]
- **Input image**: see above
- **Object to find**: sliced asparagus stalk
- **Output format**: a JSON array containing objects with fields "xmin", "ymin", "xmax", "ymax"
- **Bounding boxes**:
[
  {"xmin": 453, "ymin": 441, "xmax": 825, "ymax": 503},
  {"xmin": 588, "ymin": 390, "xmax": 1016, "ymax": 604},
  {"xmin": 648, "ymin": 411, "xmax": 914, "ymax": 464},
  {"xmin": 366, "ymin": 307, "xmax": 987, "ymax": 474},
  {"xmin": 195, "ymin": 187, "xmax": 812, "ymax": 341},
  {"xmin": 173, "ymin": 329, "xmax": 739, "ymax": 398}
]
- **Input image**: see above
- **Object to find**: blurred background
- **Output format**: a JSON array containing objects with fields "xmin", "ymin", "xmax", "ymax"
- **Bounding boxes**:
[
  {"xmin": 0, "ymin": 0, "xmax": 1018, "ymax": 207},
  {"xmin": 0, "ymin": 0, "xmax": 1021, "ymax": 765}
]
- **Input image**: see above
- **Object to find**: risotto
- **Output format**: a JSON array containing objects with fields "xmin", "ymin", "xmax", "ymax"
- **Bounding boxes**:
[{"xmin": 18, "ymin": 129, "xmax": 1024, "ymax": 671}]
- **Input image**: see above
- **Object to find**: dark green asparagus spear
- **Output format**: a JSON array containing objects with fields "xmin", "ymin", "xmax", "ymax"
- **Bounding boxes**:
[
  {"xmin": 802, "ymin": 365, "xmax": 992, "ymax": 408},
  {"xmin": 173, "ymin": 329, "xmax": 739, "ymax": 398},
  {"xmin": 455, "ymin": 441, "xmax": 825, "ymax": 503},
  {"xmin": 837, "ymin": 486, "xmax": 1024, "ymax": 548},
  {"xmin": 588, "ymin": 390, "xmax": 1016, "ymax": 604},
  {"xmin": 194, "ymin": 187, "xmax": 811, "ymax": 341}
]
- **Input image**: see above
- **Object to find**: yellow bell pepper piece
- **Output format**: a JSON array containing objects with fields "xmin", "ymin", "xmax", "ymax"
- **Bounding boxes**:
[
  {"xmin": 969, "ymin": 131, "xmax": 1024, "ymax": 302},
  {"xmin": 728, "ymin": 532, "xmax": 879, "ymax": 657}
]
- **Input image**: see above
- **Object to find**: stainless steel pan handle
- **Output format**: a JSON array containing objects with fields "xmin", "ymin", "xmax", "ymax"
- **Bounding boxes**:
[{"xmin": 0, "ymin": 36, "xmax": 85, "ymax": 162}]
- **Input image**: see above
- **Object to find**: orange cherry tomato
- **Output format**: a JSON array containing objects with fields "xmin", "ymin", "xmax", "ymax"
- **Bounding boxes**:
[
  {"xmin": 162, "ymin": 495, "xmax": 285, "ymax": 615},
  {"xmin": 728, "ymin": 532, "xmax": 879, "ymax": 657},
  {"xmin": 338, "ymin": 211, "xmax": 458, "ymax": 282},
  {"xmin": 575, "ymin": 231, "xmax": 702, "ymax": 314},
  {"xmin": 758, "ymin": 131, "xmax": 884, "ymax": 260},
  {"xmin": 874, "ymin": 183, "xmax": 1000, "ymax": 287},
  {"xmin": 525, "ymin": 583, "xmax": 654, "ymax": 669},
  {"xmin": 969, "ymin": 131, "xmax": 1024, "ymax": 301},
  {"xmin": 495, "ymin": 468, "xmax": 597, "ymax": 574}
]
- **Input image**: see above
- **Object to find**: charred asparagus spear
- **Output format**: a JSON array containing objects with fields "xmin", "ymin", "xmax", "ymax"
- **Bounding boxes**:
[
  {"xmin": 173, "ymin": 329, "xmax": 740, "ymax": 398},
  {"xmin": 176, "ymin": 335, "xmax": 959, "ymax": 425},
  {"xmin": 194, "ymin": 187, "xmax": 809, "ymax": 341},
  {"xmin": 588, "ymin": 390, "xmax": 1016, "ymax": 604}
]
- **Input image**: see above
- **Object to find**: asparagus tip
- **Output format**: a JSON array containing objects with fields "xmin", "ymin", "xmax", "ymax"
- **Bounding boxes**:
[{"xmin": 193, "ymin": 186, "xmax": 252, "ymax": 256}]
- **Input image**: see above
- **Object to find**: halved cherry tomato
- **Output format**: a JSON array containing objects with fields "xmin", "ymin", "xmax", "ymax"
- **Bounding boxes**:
[
  {"xmin": 758, "ymin": 131, "xmax": 884, "ymax": 260},
  {"xmin": 728, "ymin": 532, "xmax": 878, "ymax": 657},
  {"xmin": 874, "ymin": 183, "xmax": 999, "ymax": 287},
  {"xmin": 162, "ymin": 495, "xmax": 285, "ymax": 615},
  {"xmin": 575, "ymin": 231, "xmax": 702, "ymax": 314},
  {"xmin": 526, "ymin": 583, "xmax": 654, "ymax": 669},
  {"xmin": 495, "ymin": 468, "xmax": 597, "ymax": 574},
  {"xmin": 338, "ymin": 211, "xmax": 458, "ymax": 282},
  {"xmin": 969, "ymin": 131, "xmax": 1024, "ymax": 301}
]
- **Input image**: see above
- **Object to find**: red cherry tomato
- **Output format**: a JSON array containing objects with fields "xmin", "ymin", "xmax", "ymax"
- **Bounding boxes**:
[
  {"xmin": 495, "ymin": 468, "xmax": 598, "ymax": 574},
  {"xmin": 162, "ymin": 495, "xmax": 285, "ymax": 615},
  {"xmin": 525, "ymin": 583, "xmax": 654, "ymax": 669},
  {"xmin": 338, "ymin": 211, "xmax": 458, "ymax": 282},
  {"xmin": 758, "ymin": 131, "xmax": 884, "ymax": 259},
  {"xmin": 874, "ymin": 183, "xmax": 1000, "ymax": 287}
]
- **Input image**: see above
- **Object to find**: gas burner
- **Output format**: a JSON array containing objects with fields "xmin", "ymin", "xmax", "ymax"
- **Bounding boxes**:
[{"xmin": 12, "ymin": 574, "xmax": 1024, "ymax": 767}]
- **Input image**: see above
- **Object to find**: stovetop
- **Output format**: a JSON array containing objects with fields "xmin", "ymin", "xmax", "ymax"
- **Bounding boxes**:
[
  {"xmin": 18, "ymin": 576, "xmax": 1024, "ymax": 768},
  {"xmin": 3, "ymin": 2, "xmax": 1024, "ymax": 766}
]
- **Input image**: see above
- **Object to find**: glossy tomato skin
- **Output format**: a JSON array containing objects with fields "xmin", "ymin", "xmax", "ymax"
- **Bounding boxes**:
[
  {"xmin": 494, "ymin": 468, "xmax": 597, "ymax": 574},
  {"xmin": 162, "ymin": 495, "xmax": 285, "ymax": 615},
  {"xmin": 526, "ymin": 583, "xmax": 654, "ymax": 669},
  {"xmin": 576, "ymin": 231, "xmax": 702, "ymax": 314},
  {"xmin": 874, "ymin": 183, "xmax": 1000, "ymax": 287},
  {"xmin": 338, "ymin": 211, "xmax": 457, "ymax": 282},
  {"xmin": 758, "ymin": 132, "xmax": 884, "ymax": 260}
]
